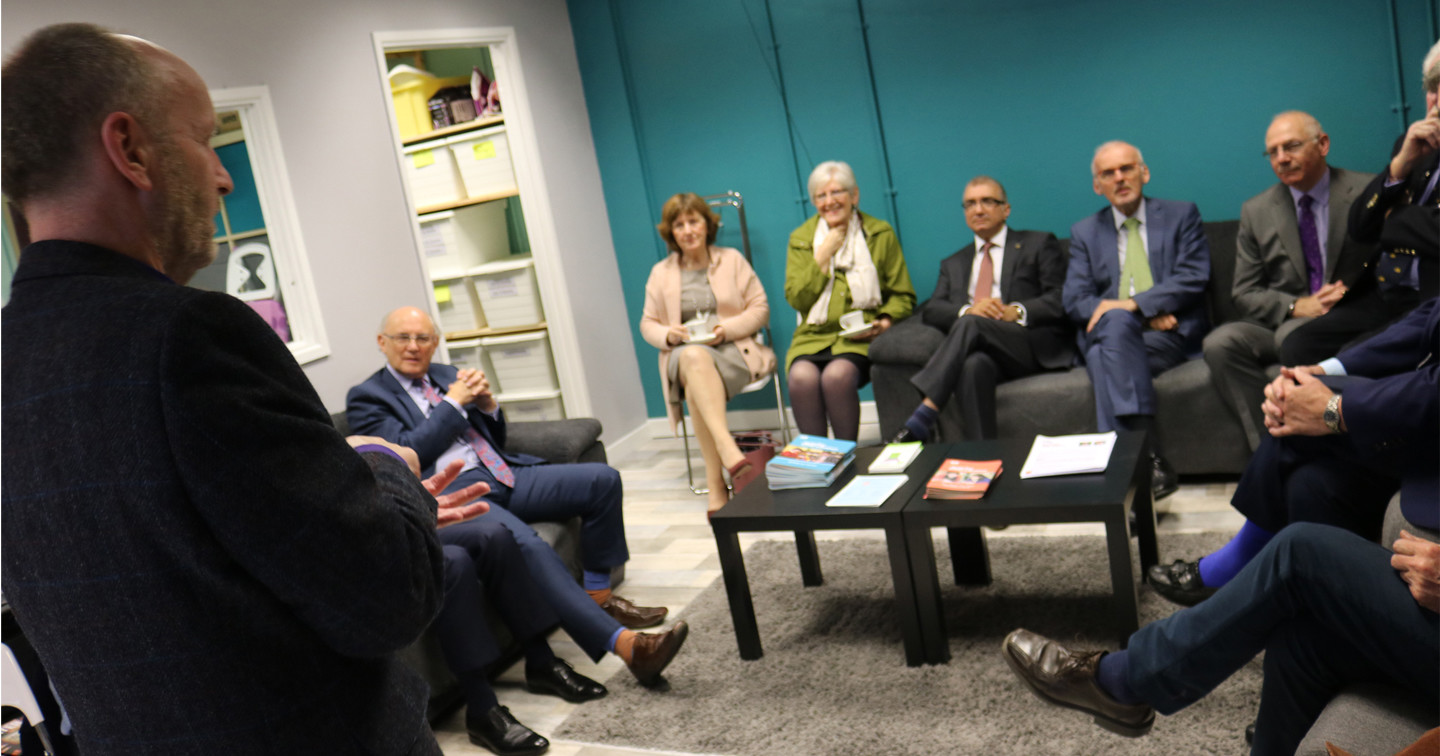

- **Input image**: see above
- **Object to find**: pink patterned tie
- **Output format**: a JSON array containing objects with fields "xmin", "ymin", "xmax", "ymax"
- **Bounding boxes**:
[
  {"xmin": 972, "ymin": 242, "xmax": 995, "ymax": 303},
  {"xmin": 419, "ymin": 378, "xmax": 515, "ymax": 487}
]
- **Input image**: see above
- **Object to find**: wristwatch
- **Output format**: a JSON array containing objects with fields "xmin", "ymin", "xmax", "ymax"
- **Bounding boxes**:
[
  {"xmin": 1287, "ymin": 300, "xmax": 1296, "ymax": 318},
  {"xmin": 1323, "ymin": 394, "xmax": 1343, "ymax": 434}
]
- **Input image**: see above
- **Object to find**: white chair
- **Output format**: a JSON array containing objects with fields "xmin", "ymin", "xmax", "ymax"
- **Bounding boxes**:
[
  {"xmin": 2, "ymin": 642, "xmax": 56, "ymax": 756},
  {"xmin": 679, "ymin": 192, "xmax": 791, "ymax": 494}
]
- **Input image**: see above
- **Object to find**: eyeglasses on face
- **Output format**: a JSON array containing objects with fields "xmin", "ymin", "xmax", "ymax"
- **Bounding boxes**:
[
  {"xmin": 1096, "ymin": 163, "xmax": 1141, "ymax": 182},
  {"xmin": 1264, "ymin": 137, "xmax": 1319, "ymax": 160},
  {"xmin": 962, "ymin": 197, "xmax": 1006, "ymax": 210},
  {"xmin": 812, "ymin": 188, "xmax": 853, "ymax": 204},
  {"xmin": 384, "ymin": 333, "xmax": 437, "ymax": 346}
]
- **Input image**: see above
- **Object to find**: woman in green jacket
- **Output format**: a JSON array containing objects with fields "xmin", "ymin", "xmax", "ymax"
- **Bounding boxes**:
[{"xmin": 785, "ymin": 161, "xmax": 915, "ymax": 440}]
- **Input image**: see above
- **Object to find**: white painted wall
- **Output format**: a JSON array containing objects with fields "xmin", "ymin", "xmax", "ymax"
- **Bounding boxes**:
[{"xmin": 2, "ymin": 0, "xmax": 649, "ymax": 445}]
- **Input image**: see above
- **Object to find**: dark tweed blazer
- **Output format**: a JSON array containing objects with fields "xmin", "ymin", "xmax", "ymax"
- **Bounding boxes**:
[{"xmin": 1, "ymin": 241, "xmax": 444, "ymax": 755}]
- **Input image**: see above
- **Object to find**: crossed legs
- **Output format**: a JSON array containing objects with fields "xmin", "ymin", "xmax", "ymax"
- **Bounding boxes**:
[{"xmin": 674, "ymin": 346, "xmax": 746, "ymax": 513}]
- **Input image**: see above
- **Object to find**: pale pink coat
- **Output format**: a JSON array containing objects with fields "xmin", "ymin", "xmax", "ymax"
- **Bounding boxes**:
[{"xmin": 640, "ymin": 246, "xmax": 777, "ymax": 432}]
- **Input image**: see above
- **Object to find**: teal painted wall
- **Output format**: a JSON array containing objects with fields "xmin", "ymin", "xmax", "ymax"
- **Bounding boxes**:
[{"xmin": 568, "ymin": 0, "xmax": 1439, "ymax": 419}]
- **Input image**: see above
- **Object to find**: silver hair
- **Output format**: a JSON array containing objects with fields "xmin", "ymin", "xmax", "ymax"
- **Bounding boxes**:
[
  {"xmin": 807, "ymin": 160, "xmax": 858, "ymax": 200},
  {"xmin": 1424, "ymin": 39, "xmax": 1440, "ymax": 94},
  {"xmin": 1091, "ymin": 141, "xmax": 1145, "ymax": 177},
  {"xmin": 1270, "ymin": 110, "xmax": 1325, "ymax": 140}
]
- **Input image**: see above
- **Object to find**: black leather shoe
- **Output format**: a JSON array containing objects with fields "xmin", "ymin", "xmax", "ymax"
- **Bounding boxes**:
[
  {"xmin": 1001, "ymin": 629, "xmax": 1155, "ymax": 738},
  {"xmin": 1245, "ymin": 721, "xmax": 1255, "ymax": 744},
  {"xmin": 600, "ymin": 595, "xmax": 668, "ymax": 629},
  {"xmin": 626, "ymin": 620, "xmax": 688, "ymax": 688},
  {"xmin": 467, "ymin": 705, "xmax": 549, "ymax": 756},
  {"xmin": 1151, "ymin": 454, "xmax": 1179, "ymax": 501},
  {"xmin": 525, "ymin": 658, "xmax": 607, "ymax": 703},
  {"xmin": 1147, "ymin": 559, "xmax": 1218, "ymax": 607}
]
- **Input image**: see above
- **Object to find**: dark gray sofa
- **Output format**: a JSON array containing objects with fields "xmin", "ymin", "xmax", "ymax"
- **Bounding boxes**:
[
  {"xmin": 870, "ymin": 220, "xmax": 1253, "ymax": 476},
  {"xmin": 331, "ymin": 412, "xmax": 614, "ymax": 723}
]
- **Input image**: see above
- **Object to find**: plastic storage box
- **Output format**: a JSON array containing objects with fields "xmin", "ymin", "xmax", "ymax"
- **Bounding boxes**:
[
  {"xmin": 480, "ymin": 331, "xmax": 557, "ymax": 393},
  {"xmin": 498, "ymin": 389, "xmax": 565, "ymax": 423},
  {"xmin": 433, "ymin": 275, "xmax": 484, "ymax": 334},
  {"xmin": 445, "ymin": 338, "xmax": 485, "ymax": 373},
  {"xmin": 391, "ymin": 71, "xmax": 470, "ymax": 140},
  {"xmin": 418, "ymin": 201, "xmax": 510, "ymax": 276},
  {"xmin": 447, "ymin": 125, "xmax": 517, "ymax": 199},
  {"xmin": 470, "ymin": 256, "xmax": 542, "ymax": 328},
  {"xmin": 403, "ymin": 139, "xmax": 465, "ymax": 207}
]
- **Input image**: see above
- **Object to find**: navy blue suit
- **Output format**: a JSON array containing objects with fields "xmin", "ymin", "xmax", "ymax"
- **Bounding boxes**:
[
  {"xmin": 435, "ymin": 520, "xmax": 557, "ymax": 676},
  {"xmin": 3, "ymin": 242, "xmax": 444, "ymax": 755},
  {"xmin": 1063, "ymin": 198, "xmax": 1211, "ymax": 430},
  {"xmin": 347, "ymin": 365, "xmax": 626, "ymax": 660},
  {"xmin": 1229, "ymin": 297, "xmax": 1440, "ymax": 539}
]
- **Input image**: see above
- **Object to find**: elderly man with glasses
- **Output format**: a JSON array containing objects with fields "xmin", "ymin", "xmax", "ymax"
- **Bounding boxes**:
[
  {"xmin": 889, "ymin": 175, "xmax": 1073, "ymax": 443},
  {"xmin": 347, "ymin": 307, "xmax": 689, "ymax": 697}
]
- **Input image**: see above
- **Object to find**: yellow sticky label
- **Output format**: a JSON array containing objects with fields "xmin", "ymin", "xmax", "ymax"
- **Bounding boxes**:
[
  {"xmin": 472, "ymin": 141, "xmax": 496, "ymax": 160},
  {"xmin": 412, "ymin": 149, "xmax": 435, "ymax": 168},
  {"xmin": 434, "ymin": 285, "xmax": 451, "ymax": 303}
]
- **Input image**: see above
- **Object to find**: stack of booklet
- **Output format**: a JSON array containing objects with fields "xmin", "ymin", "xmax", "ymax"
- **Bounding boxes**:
[
  {"xmin": 766, "ymin": 434, "xmax": 857, "ymax": 490},
  {"xmin": 923, "ymin": 458, "xmax": 1003, "ymax": 500}
]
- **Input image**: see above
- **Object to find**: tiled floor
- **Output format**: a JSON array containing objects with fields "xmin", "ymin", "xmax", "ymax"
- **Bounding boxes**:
[{"xmin": 432, "ymin": 424, "xmax": 1242, "ymax": 755}]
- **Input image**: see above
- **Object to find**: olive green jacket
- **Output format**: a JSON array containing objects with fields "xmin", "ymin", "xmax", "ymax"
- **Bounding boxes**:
[{"xmin": 784, "ymin": 210, "xmax": 915, "ymax": 369}]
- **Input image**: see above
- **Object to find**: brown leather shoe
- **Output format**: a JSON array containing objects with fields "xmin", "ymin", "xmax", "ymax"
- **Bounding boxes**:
[
  {"xmin": 601, "ymin": 594, "xmax": 668, "ymax": 629},
  {"xmin": 1001, "ymin": 629, "xmax": 1155, "ymax": 737},
  {"xmin": 626, "ymin": 620, "xmax": 688, "ymax": 688}
]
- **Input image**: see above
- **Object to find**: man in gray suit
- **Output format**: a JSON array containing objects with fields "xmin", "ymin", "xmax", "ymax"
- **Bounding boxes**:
[{"xmin": 1203, "ymin": 112, "xmax": 1373, "ymax": 450}]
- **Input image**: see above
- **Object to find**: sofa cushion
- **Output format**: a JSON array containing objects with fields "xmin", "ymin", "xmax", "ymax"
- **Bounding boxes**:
[{"xmin": 1296, "ymin": 683, "xmax": 1439, "ymax": 756}]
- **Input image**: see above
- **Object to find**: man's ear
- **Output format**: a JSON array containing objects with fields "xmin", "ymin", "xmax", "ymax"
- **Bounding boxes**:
[{"xmin": 99, "ymin": 111, "xmax": 157, "ymax": 192}]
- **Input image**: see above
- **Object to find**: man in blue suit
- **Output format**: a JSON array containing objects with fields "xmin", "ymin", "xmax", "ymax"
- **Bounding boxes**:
[
  {"xmin": 348, "ymin": 307, "xmax": 688, "ymax": 690},
  {"xmin": 1063, "ymin": 141, "xmax": 1211, "ymax": 499}
]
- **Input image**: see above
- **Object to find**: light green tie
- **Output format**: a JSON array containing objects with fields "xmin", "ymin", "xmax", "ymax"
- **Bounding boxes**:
[{"xmin": 1120, "ymin": 217, "xmax": 1153, "ymax": 296}]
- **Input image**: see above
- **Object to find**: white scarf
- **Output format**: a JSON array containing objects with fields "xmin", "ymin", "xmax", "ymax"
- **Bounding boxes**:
[{"xmin": 806, "ymin": 212, "xmax": 881, "ymax": 326}]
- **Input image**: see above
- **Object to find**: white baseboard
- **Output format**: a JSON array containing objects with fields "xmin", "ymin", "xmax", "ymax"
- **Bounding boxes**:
[{"xmin": 636, "ymin": 401, "xmax": 881, "ymax": 441}]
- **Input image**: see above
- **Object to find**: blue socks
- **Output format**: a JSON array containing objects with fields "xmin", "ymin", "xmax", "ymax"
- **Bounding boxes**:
[
  {"xmin": 582, "ymin": 569, "xmax": 610, "ymax": 591},
  {"xmin": 1095, "ymin": 650, "xmax": 1144, "ymax": 705},
  {"xmin": 1197, "ymin": 520, "xmax": 1275, "ymax": 588},
  {"xmin": 904, "ymin": 404, "xmax": 940, "ymax": 441}
]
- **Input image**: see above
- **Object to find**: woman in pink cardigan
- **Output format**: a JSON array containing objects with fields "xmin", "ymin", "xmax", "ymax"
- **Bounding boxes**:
[{"xmin": 640, "ymin": 193, "xmax": 776, "ymax": 515}]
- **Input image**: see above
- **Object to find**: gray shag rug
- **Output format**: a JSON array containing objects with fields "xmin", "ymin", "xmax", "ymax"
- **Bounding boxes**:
[{"xmin": 555, "ymin": 532, "xmax": 1259, "ymax": 756}]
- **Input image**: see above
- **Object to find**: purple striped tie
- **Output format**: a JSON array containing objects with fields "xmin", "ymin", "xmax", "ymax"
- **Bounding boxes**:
[{"xmin": 419, "ymin": 378, "xmax": 515, "ymax": 487}]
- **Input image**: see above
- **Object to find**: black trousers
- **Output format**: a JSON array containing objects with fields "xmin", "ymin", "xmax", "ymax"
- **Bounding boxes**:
[
  {"xmin": 909, "ymin": 316, "xmax": 1043, "ymax": 440},
  {"xmin": 1279, "ymin": 284, "xmax": 1423, "ymax": 365}
]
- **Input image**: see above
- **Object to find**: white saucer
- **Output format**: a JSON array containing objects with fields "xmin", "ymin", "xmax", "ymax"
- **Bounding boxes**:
[
  {"xmin": 839, "ymin": 325, "xmax": 874, "ymax": 339},
  {"xmin": 686, "ymin": 333, "xmax": 718, "ymax": 345}
]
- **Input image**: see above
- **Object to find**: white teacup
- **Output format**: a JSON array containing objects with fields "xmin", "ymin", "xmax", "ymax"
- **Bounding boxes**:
[
  {"xmin": 684, "ymin": 315, "xmax": 711, "ymax": 341},
  {"xmin": 839, "ymin": 310, "xmax": 867, "ymax": 331}
]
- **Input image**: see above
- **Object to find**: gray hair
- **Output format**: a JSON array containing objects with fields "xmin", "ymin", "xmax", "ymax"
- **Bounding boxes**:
[
  {"xmin": 807, "ymin": 160, "xmax": 858, "ymax": 200},
  {"xmin": 966, "ymin": 175, "xmax": 1008, "ymax": 202},
  {"xmin": 1091, "ymin": 141, "xmax": 1145, "ymax": 177},
  {"xmin": 1424, "ymin": 39, "xmax": 1440, "ymax": 94},
  {"xmin": 1270, "ymin": 110, "xmax": 1325, "ymax": 140}
]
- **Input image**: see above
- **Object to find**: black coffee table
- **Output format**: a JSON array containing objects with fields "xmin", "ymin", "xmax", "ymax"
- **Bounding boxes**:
[
  {"xmin": 709, "ymin": 445, "xmax": 934, "ymax": 666},
  {"xmin": 900, "ymin": 431, "xmax": 1157, "ymax": 663}
]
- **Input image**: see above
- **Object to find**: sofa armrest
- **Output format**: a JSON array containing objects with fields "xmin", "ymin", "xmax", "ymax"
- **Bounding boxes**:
[
  {"xmin": 505, "ymin": 418, "xmax": 605, "ymax": 465},
  {"xmin": 1296, "ymin": 683, "xmax": 1438, "ymax": 756}
]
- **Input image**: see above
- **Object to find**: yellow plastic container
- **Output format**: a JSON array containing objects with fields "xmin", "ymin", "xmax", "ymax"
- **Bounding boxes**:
[{"xmin": 391, "ymin": 75, "xmax": 472, "ymax": 140}]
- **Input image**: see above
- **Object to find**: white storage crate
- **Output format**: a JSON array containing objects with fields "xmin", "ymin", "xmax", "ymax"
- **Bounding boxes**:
[
  {"xmin": 480, "ymin": 330, "xmax": 557, "ymax": 394},
  {"xmin": 447, "ymin": 126, "xmax": 518, "ymax": 199},
  {"xmin": 418, "ymin": 202, "xmax": 510, "ymax": 276},
  {"xmin": 470, "ymin": 256, "xmax": 543, "ymax": 328},
  {"xmin": 433, "ymin": 275, "xmax": 485, "ymax": 333},
  {"xmin": 403, "ymin": 139, "xmax": 465, "ymax": 207},
  {"xmin": 499, "ymin": 389, "xmax": 565, "ymax": 423},
  {"xmin": 445, "ymin": 338, "xmax": 485, "ymax": 373}
]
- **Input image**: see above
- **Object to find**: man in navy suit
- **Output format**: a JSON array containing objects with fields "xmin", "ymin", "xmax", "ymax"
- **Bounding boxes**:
[
  {"xmin": 348, "ymin": 307, "xmax": 688, "ymax": 690},
  {"xmin": 1149, "ymin": 297, "xmax": 1437, "ymax": 607},
  {"xmin": 890, "ymin": 176, "xmax": 1073, "ymax": 442},
  {"xmin": 1063, "ymin": 141, "xmax": 1211, "ymax": 499},
  {"xmin": 1, "ymin": 24, "xmax": 474, "ymax": 755}
]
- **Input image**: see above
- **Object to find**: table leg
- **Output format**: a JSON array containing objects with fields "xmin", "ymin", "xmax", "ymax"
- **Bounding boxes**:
[
  {"xmin": 883, "ymin": 523, "xmax": 928, "ymax": 667},
  {"xmin": 795, "ymin": 530, "xmax": 823, "ymax": 586},
  {"xmin": 947, "ymin": 526, "xmax": 992, "ymax": 586},
  {"xmin": 714, "ymin": 527, "xmax": 763, "ymax": 660},
  {"xmin": 1104, "ymin": 510, "xmax": 1140, "ymax": 647},
  {"xmin": 1131, "ymin": 470, "xmax": 1159, "ymax": 572},
  {"xmin": 905, "ymin": 522, "xmax": 950, "ymax": 664}
]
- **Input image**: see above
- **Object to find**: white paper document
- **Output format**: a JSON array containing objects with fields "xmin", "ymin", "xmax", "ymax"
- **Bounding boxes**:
[
  {"xmin": 826, "ymin": 475, "xmax": 909, "ymax": 507},
  {"xmin": 1018, "ymin": 432, "xmax": 1117, "ymax": 479}
]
